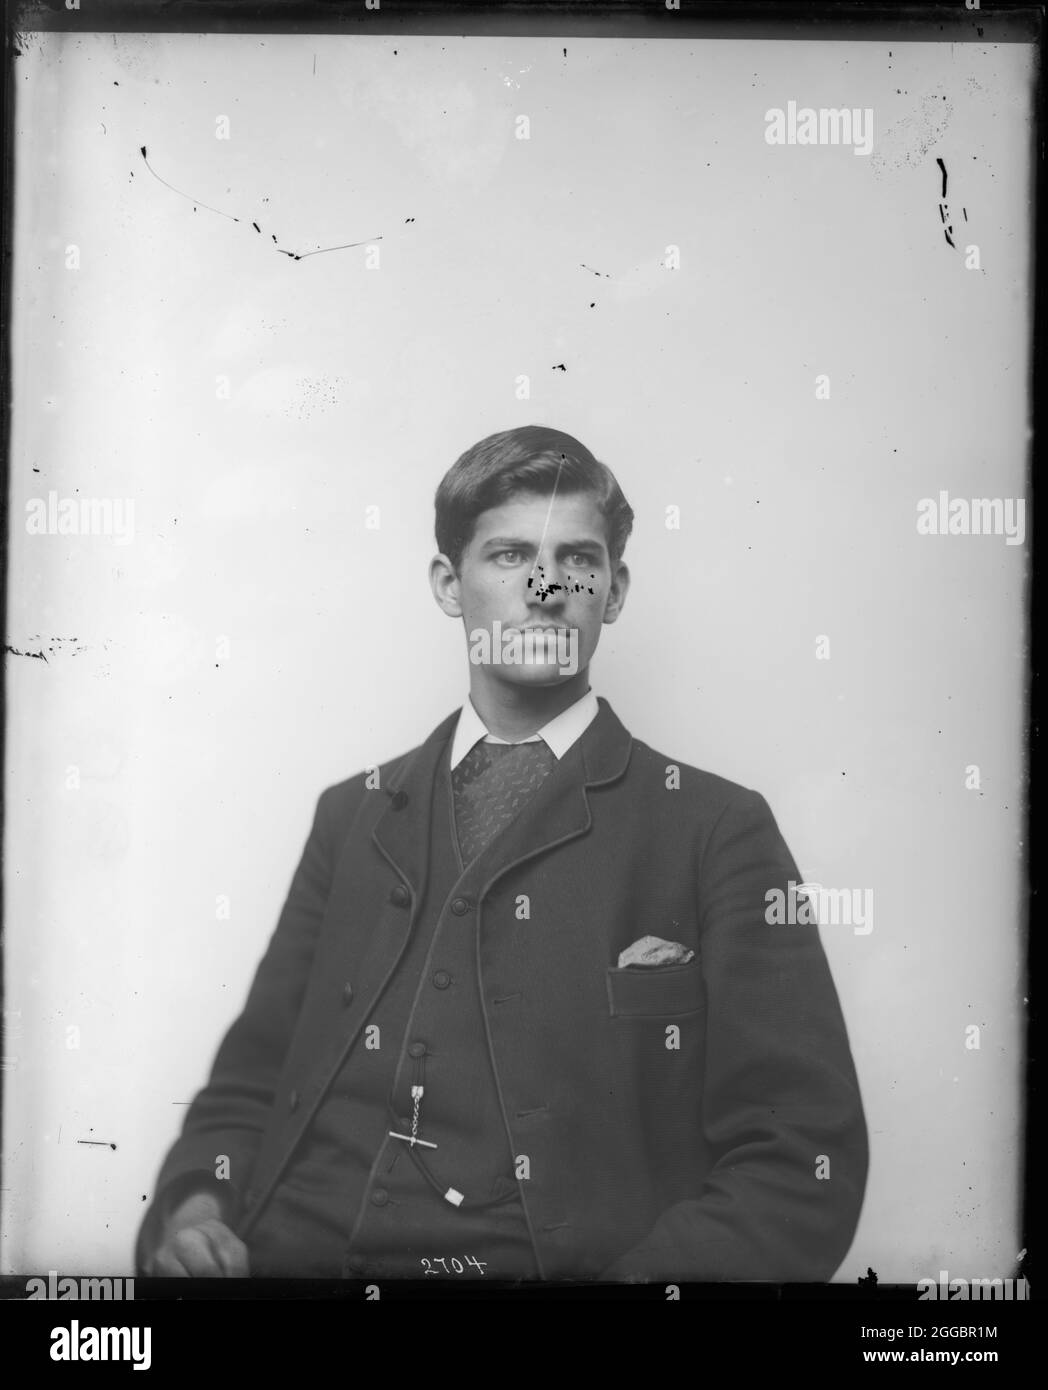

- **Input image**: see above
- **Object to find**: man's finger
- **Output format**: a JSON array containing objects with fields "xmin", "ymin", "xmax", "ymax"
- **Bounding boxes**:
[
  {"xmin": 199, "ymin": 1220, "xmax": 250, "ymax": 1277},
  {"xmin": 147, "ymin": 1246, "xmax": 195, "ymax": 1278},
  {"xmin": 167, "ymin": 1226, "xmax": 225, "ymax": 1276}
]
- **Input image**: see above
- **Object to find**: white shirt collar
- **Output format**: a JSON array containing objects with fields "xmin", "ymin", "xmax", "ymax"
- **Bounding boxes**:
[{"xmin": 449, "ymin": 689, "xmax": 600, "ymax": 770}]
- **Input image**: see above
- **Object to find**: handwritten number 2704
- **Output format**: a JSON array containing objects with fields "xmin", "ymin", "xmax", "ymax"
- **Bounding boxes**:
[{"xmin": 420, "ymin": 1255, "xmax": 488, "ymax": 1275}]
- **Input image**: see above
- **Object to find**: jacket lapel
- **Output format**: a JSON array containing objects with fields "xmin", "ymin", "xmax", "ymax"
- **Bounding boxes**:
[
  {"xmin": 372, "ymin": 696, "xmax": 632, "ymax": 889},
  {"xmin": 370, "ymin": 709, "xmax": 459, "ymax": 896},
  {"xmin": 471, "ymin": 696, "xmax": 633, "ymax": 889}
]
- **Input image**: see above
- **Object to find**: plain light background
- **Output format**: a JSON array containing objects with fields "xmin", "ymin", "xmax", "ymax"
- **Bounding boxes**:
[{"xmin": 3, "ymin": 30, "xmax": 1031, "ymax": 1280}]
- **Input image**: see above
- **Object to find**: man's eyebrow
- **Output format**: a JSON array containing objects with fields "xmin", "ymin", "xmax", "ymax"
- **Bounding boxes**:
[
  {"xmin": 479, "ymin": 536, "xmax": 606, "ymax": 551},
  {"xmin": 555, "ymin": 537, "xmax": 607, "ymax": 552}
]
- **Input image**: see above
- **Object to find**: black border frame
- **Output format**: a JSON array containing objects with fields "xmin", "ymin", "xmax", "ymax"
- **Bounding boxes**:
[{"xmin": 0, "ymin": 0, "xmax": 1041, "ymax": 1354}]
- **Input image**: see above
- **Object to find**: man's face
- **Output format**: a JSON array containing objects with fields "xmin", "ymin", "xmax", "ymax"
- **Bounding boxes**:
[{"xmin": 434, "ymin": 491, "xmax": 629, "ymax": 688}]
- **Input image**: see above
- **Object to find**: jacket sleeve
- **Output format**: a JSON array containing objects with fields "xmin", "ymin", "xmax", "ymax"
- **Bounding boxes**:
[
  {"xmin": 600, "ymin": 787, "xmax": 868, "ymax": 1283},
  {"xmin": 134, "ymin": 784, "xmax": 346, "ymax": 1272}
]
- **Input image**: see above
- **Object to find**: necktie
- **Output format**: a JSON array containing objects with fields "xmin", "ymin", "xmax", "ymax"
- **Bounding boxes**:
[{"xmin": 451, "ymin": 740, "xmax": 557, "ymax": 865}]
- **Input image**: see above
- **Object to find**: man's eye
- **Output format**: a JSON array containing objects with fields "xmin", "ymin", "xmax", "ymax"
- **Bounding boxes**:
[
  {"xmin": 568, "ymin": 553, "xmax": 595, "ymax": 567},
  {"xmin": 496, "ymin": 550, "xmax": 525, "ymax": 564}
]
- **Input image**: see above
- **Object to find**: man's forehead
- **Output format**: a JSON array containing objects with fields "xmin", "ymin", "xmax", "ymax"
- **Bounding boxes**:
[{"xmin": 473, "ymin": 493, "xmax": 606, "ymax": 536}]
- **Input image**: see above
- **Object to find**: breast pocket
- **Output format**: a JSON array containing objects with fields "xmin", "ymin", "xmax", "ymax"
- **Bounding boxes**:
[{"xmin": 605, "ymin": 960, "xmax": 705, "ymax": 1019}]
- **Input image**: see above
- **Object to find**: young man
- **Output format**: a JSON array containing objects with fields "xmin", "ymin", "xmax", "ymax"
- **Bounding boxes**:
[{"xmin": 138, "ymin": 425, "xmax": 868, "ymax": 1282}]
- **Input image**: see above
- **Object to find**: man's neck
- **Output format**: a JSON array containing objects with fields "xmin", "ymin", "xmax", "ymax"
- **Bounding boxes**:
[{"xmin": 467, "ymin": 669, "xmax": 592, "ymax": 742}]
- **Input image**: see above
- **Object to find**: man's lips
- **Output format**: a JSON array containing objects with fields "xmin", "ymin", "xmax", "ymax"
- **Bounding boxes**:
[{"xmin": 509, "ymin": 626, "xmax": 572, "ymax": 635}]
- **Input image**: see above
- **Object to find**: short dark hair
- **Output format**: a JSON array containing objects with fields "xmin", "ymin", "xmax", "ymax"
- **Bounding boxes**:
[{"xmin": 435, "ymin": 425, "xmax": 634, "ymax": 572}]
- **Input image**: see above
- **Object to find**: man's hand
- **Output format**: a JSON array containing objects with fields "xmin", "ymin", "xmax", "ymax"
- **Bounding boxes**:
[{"xmin": 146, "ymin": 1188, "xmax": 249, "ymax": 1277}]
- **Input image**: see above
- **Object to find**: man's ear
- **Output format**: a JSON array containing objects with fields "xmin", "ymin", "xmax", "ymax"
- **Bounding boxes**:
[
  {"xmin": 429, "ymin": 553, "xmax": 463, "ymax": 618},
  {"xmin": 602, "ymin": 560, "xmax": 630, "ymax": 625}
]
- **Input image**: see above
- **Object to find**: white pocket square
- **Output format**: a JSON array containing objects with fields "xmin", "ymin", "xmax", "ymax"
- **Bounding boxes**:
[{"xmin": 617, "ymin": 935, "xmax": 695, "ymax": 968}]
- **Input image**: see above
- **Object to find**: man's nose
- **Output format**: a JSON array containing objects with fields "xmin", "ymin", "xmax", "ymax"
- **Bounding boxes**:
[{"xmin": 527, "ymin": 556, "xmax": 568, "ymax": 601}]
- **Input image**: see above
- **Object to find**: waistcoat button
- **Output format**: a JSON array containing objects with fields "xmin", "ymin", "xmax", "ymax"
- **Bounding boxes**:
[
  {"xmin": 408, "ymin": 1041, "xmax": 427, "ymax": 1058},
  {"xmin": 288, "ymin": 1089, "xmax": 300, "ymax": 1112},
  {"xmin": 390, "ymin": 884, "xmax": 410, "ymax": 908},
  {"xmin": 370, "ymin": 1188, "xmax": 389, "ymax": 1207},
  {"xmin": 342, "ymin": 982, "xmax": 354, "ymax": 1004},
  {"xmin": 433, "ymin": 971, "xmax": 451, "ymax": 989},
  {"xmin": 451, "ymin": 897, "xmax": 470, "ymax": 916}
]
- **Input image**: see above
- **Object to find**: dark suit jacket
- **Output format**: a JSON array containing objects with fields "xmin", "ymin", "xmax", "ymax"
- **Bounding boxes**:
[{"xmin": 138, "ymin": 698, "xmax": 868, "ymax": 1280}]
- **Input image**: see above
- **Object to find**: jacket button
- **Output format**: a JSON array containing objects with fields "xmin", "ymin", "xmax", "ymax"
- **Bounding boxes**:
[
  {"xmin": 433, "ymin": 971, "xmax": 451, "ymax": 990},
  {"xmin": 370, "ymin": 1188, "xmax": 389, "ymax": 1207},
  {"xmin": 451, "ymin": 897, "xmax": 470, "ymax": 916},
  {"xmin": 408, "ymin": 1041, "xmax": 427, "ymax": 1058},
  {"xmin": 390, "ymin": 884, "xmax": 411, "ymax": 908},
  {"xmin": 342, "ymin": 982, "xmax": 354, "ymax": 1005},
  {"xmin": 288, "ymin": 1089, "xmax": 300, "ymax": 1112}
]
